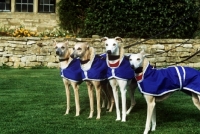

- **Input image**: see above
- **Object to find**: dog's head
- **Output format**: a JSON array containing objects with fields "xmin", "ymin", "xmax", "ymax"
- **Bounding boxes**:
[
  {"xmin": 53, "ymin": 40, "xmax": 69, "ymax": 57},
  {"xmin": 129, "ymin": 50, "xmax": 146, "ymax": 70},
  {"xmin": 72, "ymin": 42, "xmax": 89, "ymax": 59},
  {"xmin": 101, "ymin": 37, "xmax": 122, "ymax": 55}
]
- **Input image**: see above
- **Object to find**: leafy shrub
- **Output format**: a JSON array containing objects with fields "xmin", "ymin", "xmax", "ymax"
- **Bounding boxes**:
[
  {"xmin": 82, "ymin": 0, "xmax": 199, "ymax": 38},
  {"xmin": 57, "ymin": 0, "xmax": 89, "ymax": 36}
]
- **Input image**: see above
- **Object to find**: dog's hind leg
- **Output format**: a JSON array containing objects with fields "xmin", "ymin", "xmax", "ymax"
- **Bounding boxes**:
[
  {"xmin": 107, "ymin": 82, "xmax": 115, "ymax": 112},
  {"xmin": 127, "ymin": 79, "xmax": 137, "ymax": 114},
  {"xmin": 63, "ymin": 79, "xmax": 71, "ymax": 115},
  {"xmin": 71, "ymin": 82, "xmax": 80, "ymax": 116},
  {"xmin": 192, "ymin": 93, "xmax": 200, "ymax": 110},
  {"xmin": 110, "ymin": 79, "xmax": 121, "ymax": 121},
  {"xmin": 143, "ymin": 95, "xmax": 156, "ymax": 134},
  {"xmin": 101, "ymin": 80, "xmax": 114, "ymax": 112},
  {"xmin": 86, "ymin": 81, "xmax": 94, "ymax": 118}
]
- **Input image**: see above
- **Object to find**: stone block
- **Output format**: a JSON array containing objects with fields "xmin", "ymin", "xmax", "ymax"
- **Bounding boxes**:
[
  {"xmin": 9, "ymin": 56, "xmax": 20, "ymax": 62},
  {"xmin": 26, "ymin": 62, "xmax": 41, "ymax": 67},
  {"xmin": 47, "ymin": 62, "xmax": 59, "ymax": 68},
  {"xmin": 14, "ymin": 62, "xmax": 26, "ymax": 68},
  {"xmin": 21, "ymin": 55, "xmax": 37, "ymax": 62}
]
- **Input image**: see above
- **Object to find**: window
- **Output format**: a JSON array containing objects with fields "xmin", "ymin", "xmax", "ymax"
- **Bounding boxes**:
[
  {"xmin": 15, "ymin": 0, "xmax": 33, "ymax": 12},
  {"xmin": 38, "ymin": 0, "xmax": 55, "ymax": 13},
  {"xmin": 0, "ymin": 0, "xmax": 11, "ymax": 12}
]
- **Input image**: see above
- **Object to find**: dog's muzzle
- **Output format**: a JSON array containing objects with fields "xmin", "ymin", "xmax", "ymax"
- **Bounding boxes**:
[{"xmin": 56, "ymin": 50, "xmax": 61, "ymax": 55}]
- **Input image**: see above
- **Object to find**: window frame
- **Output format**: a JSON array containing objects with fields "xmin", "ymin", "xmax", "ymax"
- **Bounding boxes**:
[
  {"xmin": 38, "ymin": 0, "xmax": 55, "ymax": 13},
  {"xmin": 0, "ymin": 0, "xmax": 11, "ymax": 12},
  {"xmin": 15, "ymin": 0, "xmax": 34, "ymax": 12}
]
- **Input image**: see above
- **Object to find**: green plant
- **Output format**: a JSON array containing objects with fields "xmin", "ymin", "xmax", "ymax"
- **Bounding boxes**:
[
  {"xmin": 57, "ymin": 0, "xmax": 89, "ymax": 36},
  {"xmin": 82, "ymin": 0, "xmax": 199, "ymax": 38}
]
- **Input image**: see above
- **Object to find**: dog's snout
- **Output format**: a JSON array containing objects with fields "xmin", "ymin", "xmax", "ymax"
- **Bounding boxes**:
[
  {"xmin": 56, "ymin": 51, "xmax": 60, "ymax": 55},
  {"xmin": 70, "ymin": 53, "xmax": 74, "ymax": 58},
  {"xmin": 107, "ymin": 50, "xmax": 111, "ymax": 55}
]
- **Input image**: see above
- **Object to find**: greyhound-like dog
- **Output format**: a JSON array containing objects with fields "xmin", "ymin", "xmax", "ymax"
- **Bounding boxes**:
[
  {"xmin": 129, "ymin": 50, "xmax": 200, "ymax": 134},
  {"xmin": 72, "ymin": 41, "xmax": 114, "ymax": 119},
  {"xmin": 101, "ymin": 37, "xmax": 137, "ymax": 122},
  {"xmin": 54, "ymin": 40, "xmax": 82, "ymax": 116}
]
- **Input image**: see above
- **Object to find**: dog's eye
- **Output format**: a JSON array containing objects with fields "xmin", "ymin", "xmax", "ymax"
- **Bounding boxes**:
[
  {"xmin": 113, "ymin": 43, "xmax": 116, "ymax": 46},
  {"xmin": 55, "ymin": 46, "xmax": 57, "ymax": 49},
  {"xmin": 61, "ymin": 46, "xmax": 65, "ymax": 49},
  {"xmin": 105, "ymin": 44, "xmax": 108, "ymax": 46},
  {"xmin": 77, "ymin": 47, "xmax": 82, "ymax": 50},
  {"xmin": 137, "ymin": 58, "xmax": 140, "ymax": 61}
]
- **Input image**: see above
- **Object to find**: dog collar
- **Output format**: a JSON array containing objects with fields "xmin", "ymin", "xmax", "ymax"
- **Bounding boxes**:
[
  {"xmin": 59, "ymin": 58, "xmax": 69, "ymax": 62},
  {"xmin": 80, "ymin": 59, "xmax": 90, "ymax": 64},
  {"xmin": 108, "ymin": 55, "xmax": 120, "ymax": 61},
  {"xmin": 135, "ymin": 74, "xmax": 143, "ymax": 81}
]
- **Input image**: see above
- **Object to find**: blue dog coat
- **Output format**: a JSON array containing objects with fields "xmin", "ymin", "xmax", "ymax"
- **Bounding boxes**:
[
  {"xmin": 80, "ymin": 55, "xmax": 108, "ymax": 81},
  {"xmin": 136, "ymin": 63, "xmax": 200, "ymax": 96},
  {"xmin": 102, "ymin": 54, "xmax": 134, "ymax": 80},
  {"xmin": 61, "ymin": 59, "xmax": 82, "ymax": 82}
]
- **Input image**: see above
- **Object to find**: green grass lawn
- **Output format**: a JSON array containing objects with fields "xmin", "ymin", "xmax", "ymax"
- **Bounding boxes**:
[{"xmin": 1, "ymin": 69, "xmax": 200, "ymax": 134}]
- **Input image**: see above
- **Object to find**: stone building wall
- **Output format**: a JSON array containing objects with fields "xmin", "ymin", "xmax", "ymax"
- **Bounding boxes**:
[
  {"xmin": 0, "ymin": 12, "xmax": 59, "ymax": 32},
  {"xmin": 1, "ymin": 37, "xmax": 200, "ymax": 68}
]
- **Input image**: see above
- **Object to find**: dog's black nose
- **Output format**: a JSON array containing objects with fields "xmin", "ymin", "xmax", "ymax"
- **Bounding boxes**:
[
  {"xmin": 107, "ymin": 50, "xmax": 111, "ymax": 55},
  {"xmin": 56, "ymin": 51, "xmax": 60, "ymax": 55},
  {"xmin": 70, "ymin": 54, "xmax": 74, "ymax": 58}
]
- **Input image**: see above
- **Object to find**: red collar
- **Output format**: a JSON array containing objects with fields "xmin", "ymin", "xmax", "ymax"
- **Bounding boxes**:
[
  {"xmin": 135, "ymin": 74, "xmax": 143, "ymax": 81},
  {"xmin": 108, "ymin": 60, "xmax": 120, "ymax": 67}
]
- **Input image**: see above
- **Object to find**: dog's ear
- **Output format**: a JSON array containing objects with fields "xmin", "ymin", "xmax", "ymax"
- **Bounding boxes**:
[
  {"xmin": 101, "ymin": 37, "xmax": 108, "ymax": 42},
  {"xmin": 115, "ymin": 37, "xmax": 123, "ymax": 42}
]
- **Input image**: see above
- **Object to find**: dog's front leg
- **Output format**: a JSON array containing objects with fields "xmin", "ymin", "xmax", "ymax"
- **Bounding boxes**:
[
  {"xmin": 71, "ymin": 82, "xmax": 80, "ymax": 116},
  {"xmin": 93, "ymin": 81, "xmax": 101, "ymax": 119},
  {"xmin": 144, "ymin": 95, "xmax": 156, "ymax": 134},
  {"xmin": 86, "ymin": 81, "xmax": 94, "ymax": 118},
  {"xmin": 151, "ymin": 106, "xmax": 156, "ymax": 131},
  {"xmin": 109, "ymin": 79, "xmax": 121, "ymax": 121},
  {"xmin": 63, "ymin": 79, "xmax": 71, "ymax": 115},
  {"xmin": 117, "ymin": 79, "xmax": 128, "ymax": 122}
]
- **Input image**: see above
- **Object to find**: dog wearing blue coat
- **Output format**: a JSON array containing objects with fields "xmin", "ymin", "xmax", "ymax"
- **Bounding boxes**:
[
  {"xmin": 72, "ymin": 41, "xmax": 114, "ymax": 119},
  {"xmin": 101, "ymin": 37, "xmax": 137, "ymax": 122},
  {"xmin": 54, "ymin": 40, "xmax": 83, "ymax": 116},
  {"xmin": 129, "ymin": 50, "xmax": 200, "ymax": 134}
]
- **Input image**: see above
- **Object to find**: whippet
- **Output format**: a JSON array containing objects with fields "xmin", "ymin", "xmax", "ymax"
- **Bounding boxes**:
[
  {"xmin": 54, "ymin": 40, "xmax": 82, "ymax": 116},
  {"xmin": 72, "ymin": 41, "xmax": 114, "ymax": 119},
  {"xmin": 101, "ymin": 37, "xmax": 137, "ymax": 122},
  {"xmin": 129, "ymin": 50, "xmax": 200, "ymax": 134}
]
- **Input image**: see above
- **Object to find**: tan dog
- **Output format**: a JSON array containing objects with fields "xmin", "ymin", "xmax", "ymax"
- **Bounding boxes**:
[
  {"xmin": 72, "ymin": 41, "xmax": 114, "ymax": 119},
  {"xmin": 129, "ymin": 50, "xmax": 200, "ymax": 134},
  {"xmin": 54, "ymin": 40, "xmax": 82, "ymax": 116}
]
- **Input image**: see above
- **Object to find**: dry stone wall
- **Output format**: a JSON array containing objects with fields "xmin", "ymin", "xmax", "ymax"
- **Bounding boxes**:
[{"xmin": 1, "ymin": 37, "xmax": 200, "ymax": 68}]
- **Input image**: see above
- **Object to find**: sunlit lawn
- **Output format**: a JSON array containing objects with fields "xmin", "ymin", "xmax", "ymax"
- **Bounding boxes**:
[{"xmin": 1, "ymin": 69, "xmax": 200, "ymax": 134}]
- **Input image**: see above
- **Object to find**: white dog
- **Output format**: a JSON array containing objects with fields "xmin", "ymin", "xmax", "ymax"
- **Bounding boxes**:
[
  {"xmin": 129, "ymin": 50, "xmax": 200, "ymax": 134},
  {"xmin": 72, "ymin": 41, "xmax": 114, "ymax": 119},
  {"xmin": 101, "ymin": 37, "xmax": 137, "ymax": 122},
  {"xmin": 54, "ymin": 40, "xmax": 83, "ymax": 116}
]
